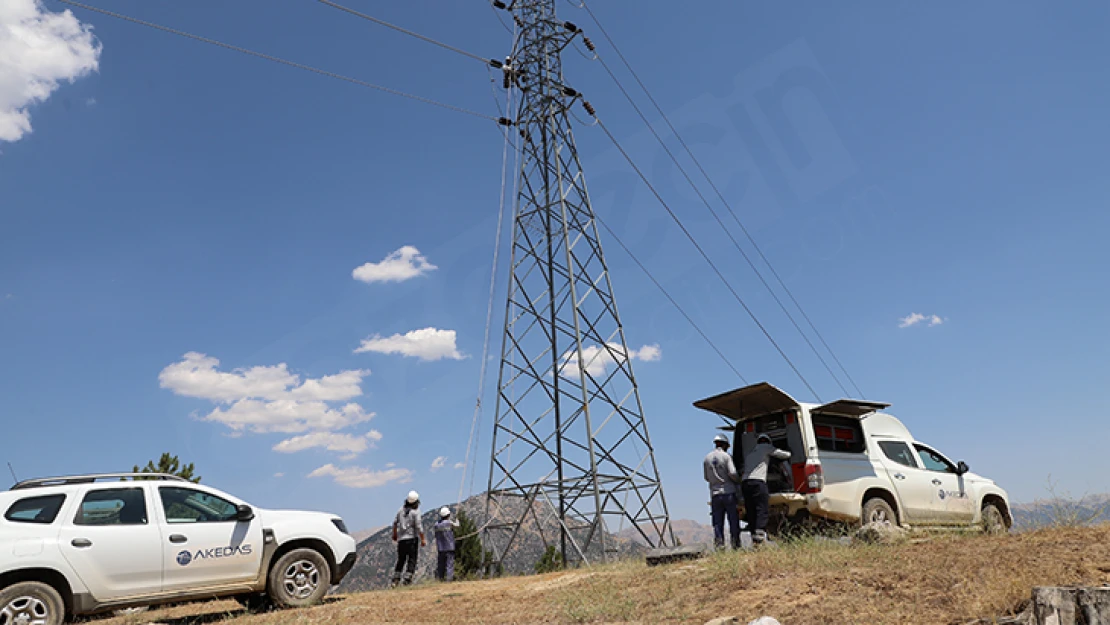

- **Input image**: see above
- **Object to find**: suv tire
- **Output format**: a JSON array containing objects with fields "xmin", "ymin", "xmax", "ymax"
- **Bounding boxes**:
[
  {"xmin": 981, "ymin": 503, "xmax": 1008, "ymax": 534},
  {"xmin": 267, "ymin": 548, "xmax": 331, "ymax": 608},
  {"xmin": 0, "ymin": 581, "xmax": 66, "ymax": 625},
  {"xmin": 861, "ymin": 497, "xmax": 897, "ymax": 526}
]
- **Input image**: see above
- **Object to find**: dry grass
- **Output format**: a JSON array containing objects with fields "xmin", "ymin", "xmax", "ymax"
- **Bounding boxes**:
[{"xmin": 97, "ymin": 524, "xmax": 1110, "ymax": 625}]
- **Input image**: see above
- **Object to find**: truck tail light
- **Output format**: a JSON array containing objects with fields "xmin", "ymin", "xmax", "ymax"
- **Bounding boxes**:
[{"xmin": 800, "ymin": 461, "xmax": 823, "ymax": 494}]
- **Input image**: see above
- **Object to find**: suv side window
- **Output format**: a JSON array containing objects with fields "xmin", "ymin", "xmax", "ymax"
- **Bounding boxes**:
[
  {"xmin": 160, "ymin": 487, "xmax": 239, "ymax": 523},
  {"xmin": 877, "ymin": 441, "xmax": 918, "ymax": 468},
  {"xmin": 811, "ymin": 414, "xmax": 866, "ymax": 454},
  {"xmin": 75, "ymin": 488, "xmax": 148, "ymax": 526},
  {"xmin": 914, "ymin": 444, "xmax": 955, "ymax": 473},
  {"xmin": 5, "ymin": 494, "xmax": 66, "ymax": 524}
]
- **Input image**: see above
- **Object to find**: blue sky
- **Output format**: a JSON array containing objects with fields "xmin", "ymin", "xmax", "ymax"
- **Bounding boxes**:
[{"xmin": 1, "ymin": 0, "xmax": 1108, "ymax": 532}]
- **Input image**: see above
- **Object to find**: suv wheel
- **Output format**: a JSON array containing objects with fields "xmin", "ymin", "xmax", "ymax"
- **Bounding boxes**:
[
  {"xmin": 861, "ymin": 497, "xmax": 896, "ymax": 526},
  {"xmin": 981, "ymin": 503, "xmax": 1008, "ymax": 534},
  {"xmin": 0, "ymin": 582, "xmax": 66, "ymax": 625},
  {"xmin": 267, "ymin": 549, "xmax": 331, "ymax": 608}
]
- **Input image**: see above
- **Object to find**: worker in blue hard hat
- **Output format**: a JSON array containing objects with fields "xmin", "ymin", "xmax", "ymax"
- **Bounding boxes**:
[{"xmin": 703, "ymin": 433, "xmax": 742, "ymax": 549}]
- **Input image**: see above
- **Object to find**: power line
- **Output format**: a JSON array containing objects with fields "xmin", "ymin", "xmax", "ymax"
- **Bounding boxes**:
[
  {"xmin": 594, "ymin": 216, "xmax": 747, "ymax": 384},
  {"xmin": 316, "ymin": 0, "xmax": 493, "ymax": 65},
  {"xmin": 579, "ymin": 1, "xmax": 865, "ymax": 399},
  {"xmin": 594, "ymin": 117, "xmax": 820, "ymax": 401},
  {"xmin": 58, "ymin": 0, "xmax": 500, "ymax": 123},
  {"xmin": 589, "ymin": 50, "xmax": 851, "ymax": 398}
]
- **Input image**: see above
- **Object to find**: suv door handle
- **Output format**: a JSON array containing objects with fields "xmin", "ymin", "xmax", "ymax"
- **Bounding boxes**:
[
  {"xmin": 169, "ymin": 534, "xmax": 188, "ymax": 544},
  {"xmin": 71, "ymin": 538, "xmax": 92, "ymax": 548},
  {"xmin": 893, "ymin": 473, "xmax": 905, "ymax": 480},
  {"xmin": 932, "ymin": 479, "xmax": 943, "ymax": 486}
]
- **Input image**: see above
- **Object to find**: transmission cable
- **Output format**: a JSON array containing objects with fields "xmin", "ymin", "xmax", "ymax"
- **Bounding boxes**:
[
  {"xmin": 59, "ymin": 0, "xmax": 500, "ymax": 123},
  {"xmin": 595, "ymin": 216, "xmax": 747, "ymax": 384},
  {"xmin": 579, "ymin": 1, "xmax": 865, "ymax": 398},
  {"xmin": 593, "ymin": 117, "xmax": 819, "ymax": 401},
  {"xmin": 316, "ymin": 0, "xmax": 492, "ymax": 65},
  {"xmin": 589, "ymin": 50, "xmax": 850, "ymax": 398}
]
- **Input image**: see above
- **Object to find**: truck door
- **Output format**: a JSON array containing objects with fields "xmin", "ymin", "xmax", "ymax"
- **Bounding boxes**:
[
  {"xmin": 156, "ymin": 486, "xmax": 264, "ymax": 592},
  {"xmin": 913, "ymin": 444, "xmax": 975, "ymax": 524},
  {"xmin": 873, "ymin": 440, "xmax": 939, "ymax": 524},
  {"xmin": 57, "ymin": 486, "xmax": 164, "ymax": 601}
]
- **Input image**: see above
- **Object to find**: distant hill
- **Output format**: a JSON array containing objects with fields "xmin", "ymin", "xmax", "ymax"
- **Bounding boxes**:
[
  {"xmin": 337, "ymin": 493, "xmax": 647, "ymax": 592},
  {"xmin": 350, "ymin": 526, "xmax": 385, "ymax": 544},
  {"xmin": 616, "ymin": 518, "xmax": 714, "ymax": 547},
  {"xmin": 1011, "ymin": 493, "xmax": 1110, "ymax": 530}
]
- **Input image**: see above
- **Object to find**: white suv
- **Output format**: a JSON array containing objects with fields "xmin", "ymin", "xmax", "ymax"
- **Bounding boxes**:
[
  {"xmin": 0, "ymin": 473, "xmax": 357, "ymax": 625},
  {"xmin": 695, "ymin": 382, "xmax": 1012, "ymax": 533}
]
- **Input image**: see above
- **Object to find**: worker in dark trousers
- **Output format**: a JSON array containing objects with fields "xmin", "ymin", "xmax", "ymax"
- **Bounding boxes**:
[
  {"xmin": 703, "ymin": 434, "xmax": 742, "ymax": 549},
  {"xmin": 742, "ymin": 434, "xmax": 791, "ymax": 544},
  {"xmin": 434, "ymin": 507, "xmax": 460, "ymax": 582},
  {"xmin": 391, "ymin": 490, "xmax": 426, "ymax": 587}
]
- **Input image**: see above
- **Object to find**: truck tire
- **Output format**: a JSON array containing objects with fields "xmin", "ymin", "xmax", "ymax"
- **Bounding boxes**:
[
  {"xmin": 861, "ymin": 497, "xmax": 896, "ymax": 526},
  {"xmin": 267, "ymin": 548, "xmax": 331, "ymax": 608},
  {"xmin": 981, "ymin": 503, "xmax": 1008, "ymax": 534},
  {"xmin": 0, "ymin": 581, "xmax": 66, "ymax": 625}
]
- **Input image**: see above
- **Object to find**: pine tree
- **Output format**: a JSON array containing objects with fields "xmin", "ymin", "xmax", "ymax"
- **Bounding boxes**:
[
  {"xmin": 534, "ymin": 544, "xmax": 562, "ymax": 574},
  {"xmin": 455, "ymin": 509, "xmax": 484, "ymax": 580},
  {"xmin": 133, "ymin": 453, "xmax": 201, "ymax": 483}
]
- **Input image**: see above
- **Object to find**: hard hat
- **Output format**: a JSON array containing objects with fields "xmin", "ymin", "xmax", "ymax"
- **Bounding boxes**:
[
  {"xmin": 406, "ymin": 490, "xmax": 420, "ymax": 504},
  {"xmin": 757, "ymin": 433, "xmax": 772, "ymax": 443},
  {"xmin": 439, "ymin": 507, "xmax": 451, "ymax": 518},
  {"xmin": 713, "ymin": 434, "xmax": 729, "ymax": 445}
]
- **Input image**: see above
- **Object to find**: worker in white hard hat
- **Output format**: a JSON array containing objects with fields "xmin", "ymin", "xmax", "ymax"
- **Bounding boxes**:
[
  {"xmin": 703, "ymin": 433, "xmax": 742, "ymax": 549},
  {"xmin": 433, "ymin": 507, "xmax": 460, "ymax": 582},
  {"xmin": 391, "ymin": 490, "xmax": 426, "ymax": 587},
  {"xmin": 741, "ymin": 433, "xmax": 791, "ymax": 544}
]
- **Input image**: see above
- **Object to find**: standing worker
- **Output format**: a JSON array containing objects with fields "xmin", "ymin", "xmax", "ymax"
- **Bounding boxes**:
[
  {"xmin": 703, "ymin": 433, "xmax": 742, "ymax": 549},
  {"xmin": 434, "ymin": 507, "xmax": 460, "ymax": 582},
  {"xmin": 391, "ymin": 490, "xmax": 426, "ymax": 587},
  {"xmin": 741, "ymin": 433, "xmax": 791, "ymax": 545}
]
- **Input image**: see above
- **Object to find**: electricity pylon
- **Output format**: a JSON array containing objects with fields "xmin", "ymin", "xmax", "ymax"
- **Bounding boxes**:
[{"xmin": 484, "ymin": 0, "xmax": 674, "ymax": 568}]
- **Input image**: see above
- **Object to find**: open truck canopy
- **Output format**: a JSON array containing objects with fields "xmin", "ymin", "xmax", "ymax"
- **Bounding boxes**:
[{"xmin": 694, "ymin": 382, "xmax": 890, "ymax": 422}]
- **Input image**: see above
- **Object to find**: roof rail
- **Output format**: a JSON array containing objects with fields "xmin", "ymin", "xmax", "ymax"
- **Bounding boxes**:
[{"xmin": 11, "ymin": 473, "xmax": 191, "ymax": 491}]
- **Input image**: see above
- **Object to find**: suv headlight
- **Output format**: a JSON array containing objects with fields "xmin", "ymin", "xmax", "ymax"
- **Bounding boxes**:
[{"xmin": 331, "ymin": 518, "xmax": 349, "ymax": 535}]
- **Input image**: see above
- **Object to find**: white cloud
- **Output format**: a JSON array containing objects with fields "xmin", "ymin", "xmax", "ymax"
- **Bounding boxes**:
[
  {"xmin": 453, "ymin": 462, "xmax": 465, "ymax": 470},
  {"xmin": 559, "ymin": 343, "xmax": 662, "ymax": 378},
  {"xmin": 899, "ymin": 313, "xmax": 945, "ymax": 328},
  {"xmin": 307, "ymin": 463, "xmax": 414, "ymax": 489},
  {"xmin": 430, "ymin": 456, "xmax": 447, "ymax": 472},
  {"xmin": 0, "ymin": 0, "xmax": 101, "ymax": 143},
  {"xmin": 273, "ymin": 430, "xmax": 383, "ymax": 454},
  {"xmin": 159, "ymin": 352, "xmax": 368, "ymax": 403},
  {"xmin": 273, "ymin": 472, "xmax": 284, "ymax": 478},
  {"xmin": 84, "ymin": 97, "xmax": 95, "ymax": 106},
  {"xmin": 204, "ymin": 400, "xmax": 373, "ymax": 434},
  {"xmin": 352, "ymin": 246, "xmax": 437, "ymax": 284},
  {"xmin": 355, "ymin": 327, "xmax": 464, "ymax": 361}
]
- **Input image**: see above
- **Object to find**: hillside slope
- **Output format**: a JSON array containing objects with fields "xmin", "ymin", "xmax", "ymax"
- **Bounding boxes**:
[{"xmin": 105, "ymin": 524, "xmax": 1110, "ymax": 625}]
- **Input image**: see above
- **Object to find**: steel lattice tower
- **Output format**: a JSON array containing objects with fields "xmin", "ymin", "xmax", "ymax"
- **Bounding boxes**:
[{"xmin": 484, "ymin": 0, "xmax": 674, "ymax": 568}]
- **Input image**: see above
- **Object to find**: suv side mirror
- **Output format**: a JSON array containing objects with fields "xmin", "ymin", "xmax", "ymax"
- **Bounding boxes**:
[
  {"xmin": 956, "ymin": 461, "xmax": 969, "ymax": 476},
  {"xmin": 235, "ymin": 504, "xmax": 255, "ymax": 522}
]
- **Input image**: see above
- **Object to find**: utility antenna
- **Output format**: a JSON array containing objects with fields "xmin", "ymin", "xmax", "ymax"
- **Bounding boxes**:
[
  {"xmin": 484, "ymin": 0, "xmax": 674, "ymax": 568},
  {"xmin": 7, "ymin": 462, "xmax": 18, "ymax": 485}
]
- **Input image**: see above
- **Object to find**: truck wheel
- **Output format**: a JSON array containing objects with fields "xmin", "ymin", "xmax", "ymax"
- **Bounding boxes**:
[
  {"xmin": 861, "ymin": 497, "xmax": 896, "ymax": 526},
  {"xmin": 981, "ymin": 503, "xmax": 1008, "ymax": 534},
  {"xmin": 0, "ymin": 581, "xmax": 66, "ymax": 625},
  {"xmin": 267, "ymin": 548, "xmax": 331, "ymax": 608}
]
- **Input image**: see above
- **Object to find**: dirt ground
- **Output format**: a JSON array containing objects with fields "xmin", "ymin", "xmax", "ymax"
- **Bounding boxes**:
[{"xmin": 99, "ymin": 524, "xmax": 1110, "ymax": 625}]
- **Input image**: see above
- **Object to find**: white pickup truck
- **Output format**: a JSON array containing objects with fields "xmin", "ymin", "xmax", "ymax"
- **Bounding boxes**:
[
  {"xmin": 0, "ymin": 473, "xmax": 357, "ymax": 625},
  {"xmin": 695, "ymin": 383, "xmax": 1012, "ymax": 533}
]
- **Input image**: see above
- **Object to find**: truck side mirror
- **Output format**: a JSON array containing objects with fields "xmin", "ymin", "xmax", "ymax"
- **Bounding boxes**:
[
  {"xmin": 956, "ymin": 461, "xmax": 969, "ymax": 476},
  {"xmin": 235, "ymin": 504, "xmax": 255, "ymax": 522}
]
